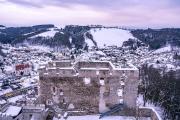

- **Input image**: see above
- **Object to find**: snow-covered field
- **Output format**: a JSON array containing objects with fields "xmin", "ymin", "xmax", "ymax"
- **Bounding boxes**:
[
  {"xmin": 153, "ymin": 45, "xmax": 172, "ymax": 53},
  {"xmin": 29, "ymin": 45, "xmax": 53, "ymax": 52},
  {"xmin": 32, "ymin": 28, "xmax": 58, "ymax": 38},
  {"xmin": 85, "ymin": 37, "xmax": 95, "ymax": 48},
  {"xmin": 36, "ymin": 30, "xmax": 57, "ymax": 37},
  {"xmin": 89, "ymin": 28, "xmax": 135, "ymax": 48}
]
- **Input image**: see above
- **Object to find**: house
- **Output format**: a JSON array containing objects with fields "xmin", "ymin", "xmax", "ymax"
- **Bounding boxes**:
[
  {"xmin": 0, "ymin": 104, "xmax": 48, "ymax": 120},
  {"xmin": 15, "ymin": 63, "xmax": 31, "ymax": 76}
]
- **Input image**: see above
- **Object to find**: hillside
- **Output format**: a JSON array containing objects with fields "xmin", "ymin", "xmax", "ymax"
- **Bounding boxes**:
[
  {"xmin": 0, "ymin": 25, "xmax": 5, "ymax": 29},
  {"xmin": 131, "ymin": 28, "xmax": 180, "ymax": 49},
  {"xmin": 0, "ymin": 46, "xmax": 4, "ymax": 57},
  {"xmin": 88, "ymin": 28, "xmax": 135, "ymax": 48},
  {"xmin": 0, "ymin": 24, "xmax": 180, "ymax": 120},
  {"xmin": 0, "ymin": 24, "xmax": 55, "ymax": 44},
  {"xmin": 1, "ymin": 25, "xmax": 180, "ymax": 51}
]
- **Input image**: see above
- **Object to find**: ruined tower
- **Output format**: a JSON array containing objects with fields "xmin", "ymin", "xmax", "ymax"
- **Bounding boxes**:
[{"xmin": 38, "ymin": 60, "xmax": 139, "ymax": 114}]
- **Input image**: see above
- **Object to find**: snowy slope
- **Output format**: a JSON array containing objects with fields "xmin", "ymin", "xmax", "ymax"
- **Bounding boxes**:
[
  {"xmin": 153, "ymin": 45, "xmax": 172, "ymax": 53},
  {"xmin": 0, "ymin": 26, "xmax": 5, "ymax": 30},
  {"xmin": 85, "ymin": 37, "xmax": 95, "ymax": 48},
  {"xmin": 31, "ymin": 28, "xmax": 59, "ymax": 38},
  {"xmin": 89, "ymin": 28, "xmax": 135, "ymax": 48},
  {"xmin": 29, "ymin": 45, "xmax": 53, "ymax": 52}
]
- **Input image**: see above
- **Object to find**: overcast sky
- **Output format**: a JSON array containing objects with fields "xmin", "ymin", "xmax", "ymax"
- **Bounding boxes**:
[{"xmin": 0, "ymin": 0, "xmax": 180, "ymax": 28}]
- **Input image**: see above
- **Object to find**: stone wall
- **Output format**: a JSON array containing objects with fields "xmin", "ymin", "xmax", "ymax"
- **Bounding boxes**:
[
  {"xmin": 123, "ymin": 70, "xmax": 139, "ymax": 108},
  {"xmin": 22, "ymin": 104, "xmax": 48, "ymax": 120},
  {"xmin": 0, "ymin": 114, "xmax": 23, "ymax": 120},
  {"xmin": 107, "ymin": 107, "xmax": 161, "ymax": 120},
  {"xmin": 138, "ymin": 107, "xmax": 161, "ymax": 120},
  {"xmin": 38, "ymin": 61, "xmax": 139, "ymax": 114},
  {"xmin": 39, "ymin": 76, "xmax": 100, "ymax": 114},
  {"xmin": 77, "ymin": 61, "xmax": 110, "ymax": 68}
]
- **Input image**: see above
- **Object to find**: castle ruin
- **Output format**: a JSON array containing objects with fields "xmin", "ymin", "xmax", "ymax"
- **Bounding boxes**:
[{"xmin": 38, "ymin": 60, "xmax": 139, "ymax": 115}]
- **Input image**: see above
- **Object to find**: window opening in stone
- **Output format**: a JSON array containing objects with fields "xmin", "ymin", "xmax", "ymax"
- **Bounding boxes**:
[
  {"xmin": 83, "ymin": 77, "xmax": 91, "ymax": 84},
  {"xmin": 117, "ymin": 89, "xmax": 123, "ymax": 97},
  {"xmin": 100, "ymin": 78, "xmax": 105, "ymax": 85},
  {"xmin": 59, "ymin": 89, "xmax": 64, "ymax": 96},
  {"xmin": 52, "ymin": 86, "xmax": 56, "ymax": 93}
]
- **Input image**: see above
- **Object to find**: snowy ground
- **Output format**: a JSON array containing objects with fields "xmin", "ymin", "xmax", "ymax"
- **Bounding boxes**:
[
  {"xmin": 3, "ymin": 105, "xmax": 22, "ymax": 117},
  {"xmin": 153, "ymin": 45, "xmax": 172, "ymax": 54},
  {"xmin": 85, "ymin": 37, "xmax": 95, "ymax": 48},
  {"xmin": 8, "ymin": 95, "xmax": 24, "ymax": 103},
  {"xmin": 29, "ymin": 45, "xmax": 53, "ymax": 52},
  {"xmin": 31, "ymin": 28, "xmax": 58, "ymax": 38},
  {"xmin": 137, "ymin": 95, "xmax": 163, "ymax": 120},
  {"xmin": 53, "ymin": 115, "xmax": 150, "ymax": 120},
  {"xmin": 0, "ymin": 88, "xmax": 13, "ymax": 96},
  {"xmin": 89, "ymin": 28, "xmax": 135, "ymax": 48}
]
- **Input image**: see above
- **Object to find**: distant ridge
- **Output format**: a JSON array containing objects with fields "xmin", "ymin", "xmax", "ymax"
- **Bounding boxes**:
[{"xmin": 0, "ymin": 24, "xmax": 180, "ymax": 50}]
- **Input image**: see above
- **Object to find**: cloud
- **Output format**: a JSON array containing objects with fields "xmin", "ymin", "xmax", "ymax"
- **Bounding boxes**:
[
  {"xmin": 0, "ymin": 2, "xmax": 109, "ymax": 26},
  {"xmin": 0, "ymin": 0, "xmax": 180, "ymax": 28},
  {"xmin": 108, "ymin": 6, "xmax": 180, "ymax": 28},
  {"xmin": 4, "ymin": 0, "xmax": 180, "ymax": 9},
  {"xmin": 6, "ymin": 0, "xmax": 43, "ymax": 7}
]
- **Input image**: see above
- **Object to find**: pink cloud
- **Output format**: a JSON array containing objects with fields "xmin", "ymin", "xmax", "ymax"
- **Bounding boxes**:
[{"xmin": 0, "ymin": 0, "xmax": 180, "ymax": 28}]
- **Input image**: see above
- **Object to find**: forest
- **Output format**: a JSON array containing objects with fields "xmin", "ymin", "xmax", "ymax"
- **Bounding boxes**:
[{"xmin": 140, "ymin": 64, "xmax": 180, "ymax": 120}]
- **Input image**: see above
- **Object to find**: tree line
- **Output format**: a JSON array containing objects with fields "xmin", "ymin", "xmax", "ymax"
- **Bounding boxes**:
[{"xmin": 139, "ymin": 64, "xmax": 180, "ymax": 120}]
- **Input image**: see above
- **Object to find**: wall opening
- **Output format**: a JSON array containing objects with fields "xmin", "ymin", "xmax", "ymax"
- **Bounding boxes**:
[
  {"xmin": 117, "ymin": 89, "xmax": 123, "ymax": 97},
  {"xmin": 83, "ymin": 77, "xmax": 91, "ymax": 85},
  {"xmin": 52, "ymin": 86, "xmax": 56, "ymax": 93},
  {"xmin": 59, "ymin": 89, "xmax": 64, "ymax": 96},
  {"xmin": 29, "ymin": 114, "xmax": 32, "ymax": 120},
  {"xmin": 46, "ymin": 99, "xmax": 53, "ymax": 105},
  {"xmin": 100, "ymin": 78, "xmax": 105, "ymax": 86}
]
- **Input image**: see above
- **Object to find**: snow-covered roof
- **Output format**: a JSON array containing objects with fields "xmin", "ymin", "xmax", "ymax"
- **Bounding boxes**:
[
  {"xmin": 8, "ymin": 95, "xmax": 24, "ymax": 103},
  {"xmin": 5, "ymin": 106, "xmax": 22, "ymax": 117},
  {"xmin": 0, "ymin": 99, "xmax": 6, "ymax": 105},
  {"xmin": 0, "ymin": 88, "xmax": 13, "ymax": 96},
  {"xmin": 166, "ymin": 64, "xmax": 175, "ymax": 69}
]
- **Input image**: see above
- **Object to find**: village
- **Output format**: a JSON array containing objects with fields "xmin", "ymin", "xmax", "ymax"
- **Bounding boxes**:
[{"xmin": 0, "ymin": 42, "xmax": 179, "ymax": 120}]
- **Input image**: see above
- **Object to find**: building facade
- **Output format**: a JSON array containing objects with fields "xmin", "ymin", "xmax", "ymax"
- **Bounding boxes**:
[
  {"xmin": 15, "ymin": 63, "xmax": 31, "ymax": 76},
  {"xmin": 0, "ymin": 104, "xmax": 47, "ymax": 120}
]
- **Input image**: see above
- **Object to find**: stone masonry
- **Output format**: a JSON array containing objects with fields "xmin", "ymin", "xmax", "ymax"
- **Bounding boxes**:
[{"xmin": 38, "ymin": 61, "xmax": 139, "ymax": 114}]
